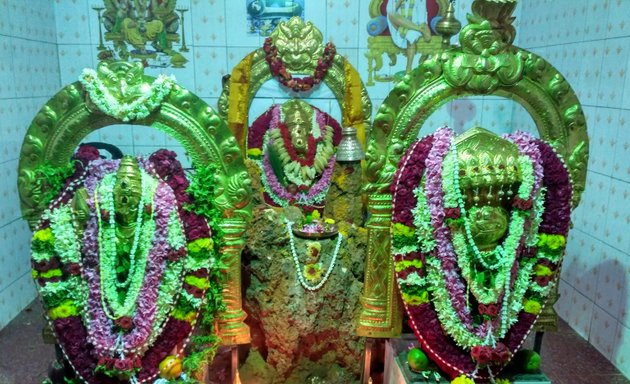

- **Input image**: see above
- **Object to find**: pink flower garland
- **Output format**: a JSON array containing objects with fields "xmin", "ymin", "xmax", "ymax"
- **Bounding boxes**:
[
  {"xmin": 82, "ymin": 165, "xmax": 177, "ymax": 354},
  {"xmin": 390, "ymin": 128, "xmax": 574, "ymax": 381},
  {"xmin": 39, "ymin": 150, "xmax": 214, "ymax": 383}
]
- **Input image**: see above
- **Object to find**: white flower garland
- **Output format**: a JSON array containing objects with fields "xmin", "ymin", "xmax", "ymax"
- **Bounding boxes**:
[
  {"xmin": 95, "ymin": 171, "xmax": 158, "ymax": 319},
  {"xmin": 49, "ymin": 205, "xmax": 82, "ymax": 264},
  {"xmin": 285, "ymin": 219, "xmax": 343, "ymax": 291},
  {"xmin": 79, "ymin": 68, "xmax": 175, "ymax": 122}
]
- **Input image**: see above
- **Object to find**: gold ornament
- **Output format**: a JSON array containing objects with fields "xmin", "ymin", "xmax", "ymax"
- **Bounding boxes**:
[
  {"xmin": 359, "ymin": 0, "xmax": 589, "ymax": 337},
  {"xmin": 159, "ymin": 355, "xmax": 183, "ymax": 379},
  {"xmin": 18, "ymin": 61, "xmax": 252, "ymax": 352},
  {"xmin": 219, "ymin": 17, "xmax": 371, "ymax": 155}
]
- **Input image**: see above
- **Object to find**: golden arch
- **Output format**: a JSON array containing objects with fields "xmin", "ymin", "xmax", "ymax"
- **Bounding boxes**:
[
  {"xmin": 358, "ymin": 7, "xmax": 589, "ymax": 338},
  {"xmin": 17, "ymin": 60, "xmax": 252, "ymax": 345},
  {"xmin": 217, "ymin": 16, "xmax": 372, "ymax": 154}
]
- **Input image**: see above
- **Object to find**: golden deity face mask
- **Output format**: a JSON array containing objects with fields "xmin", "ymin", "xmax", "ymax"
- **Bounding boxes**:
[{"xmin": 273, "ymin": 18, "xmax": 324, "ymax": 72}]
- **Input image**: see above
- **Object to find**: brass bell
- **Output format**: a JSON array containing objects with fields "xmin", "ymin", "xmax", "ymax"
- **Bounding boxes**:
[{"xmin": 335, "ymin": 127, "xmax": 364, "ymax": 162}]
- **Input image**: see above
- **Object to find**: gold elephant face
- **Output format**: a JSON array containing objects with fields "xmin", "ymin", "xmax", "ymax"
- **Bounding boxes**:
[
  {"xmin": 282, "ymin": 99, "xmax": 314, "ymax": 155},
  {"xmin": 95, "ymin": 61, "xmax": 148, "ymax": 102},
  {"xmin": 467, "ymin": 205, "xmax": 509, "ymax": 249}
]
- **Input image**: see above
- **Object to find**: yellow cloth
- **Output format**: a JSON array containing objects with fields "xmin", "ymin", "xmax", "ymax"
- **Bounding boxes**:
[
  {"xmin": 228, "ymin": 53, "xmax": 254, "ymax": 154},
  {"xmin": 343, "ymin": 59, "xmax": 367, "ymax": 148}
]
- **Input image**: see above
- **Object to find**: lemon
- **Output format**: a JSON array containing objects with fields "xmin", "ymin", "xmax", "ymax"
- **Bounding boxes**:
[
  {"xmin": 407, "ymin": 347, "xmax": 429, "ymax": 372},
  {"xmin": 159, "ymin": 355, "xmax": 183, "ymax": 379}
]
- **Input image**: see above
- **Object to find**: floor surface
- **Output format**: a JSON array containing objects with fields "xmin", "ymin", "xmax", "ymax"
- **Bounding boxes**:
[{"xmin": 0, "ymin": 300, "xmax": 628, "ymax": 384}]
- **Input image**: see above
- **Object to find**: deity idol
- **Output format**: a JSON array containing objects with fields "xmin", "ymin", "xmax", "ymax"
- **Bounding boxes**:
[
  {"xmin": 391, "ymin": 127, "xmax": 572, "ymax": 381},
  {"xmin": 250, "ymin": 99, "xmax": 341, "ymax": 209},
  {"xmin": 30, "ymin": 149, "xmax": 217, "ymax": 383}
]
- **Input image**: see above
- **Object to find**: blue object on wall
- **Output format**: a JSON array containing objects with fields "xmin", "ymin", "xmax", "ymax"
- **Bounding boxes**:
[{"xmin": 367, "ymin": 15, "xmax": 388, "ymax": 36}]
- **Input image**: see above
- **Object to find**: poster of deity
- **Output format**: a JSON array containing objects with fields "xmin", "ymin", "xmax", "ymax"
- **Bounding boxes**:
[
  {"xmin": 365, "ymin": 0, "xmax": 446, "ymax": 85},
  {"xmin": 246, "ymin": 0, "xmax": 305, "ymax": 36}
]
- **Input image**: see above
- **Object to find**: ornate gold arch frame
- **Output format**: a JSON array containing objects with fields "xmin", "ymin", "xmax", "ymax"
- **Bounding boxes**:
[
  {"xmin": 217, "ymin": 16, "xmax": 372, "ymax": 154},
  {"xmin": 358, "ymin": 0, "xmax": 589, "ymax": 337},
  {"xmin": 17, "ymin": 60, "xmax": 252, "ymax": 345}
]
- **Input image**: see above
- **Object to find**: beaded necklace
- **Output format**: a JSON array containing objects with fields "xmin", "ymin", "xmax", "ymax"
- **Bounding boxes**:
[{"xmin": 285, "ymin": 219, "xmax": 343, "ymax": 291}]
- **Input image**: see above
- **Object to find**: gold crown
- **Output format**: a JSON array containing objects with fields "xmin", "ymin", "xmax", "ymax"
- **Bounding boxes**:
[
  {"xmin": 282, "ymin": 99, "xmax": 313, "ymax": 121},
  {"xmin": 454, "ymin": 127, "xmax": 521, "ymax": 206},
  {"xmin": 116, "ymin": 155, "xmax": 142, "ymax": 184}
]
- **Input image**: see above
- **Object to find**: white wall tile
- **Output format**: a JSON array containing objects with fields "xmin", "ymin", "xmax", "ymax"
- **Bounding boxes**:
[
  {"xmin": 191, "ymin": 0, "xmax": 227, "ymax": 46},
  {"xmin": 58, "ymin": 44, "xmax": 95, "ymax": 86},
  {"xmin": 613, "ymin": 322, "xmax": 630, "ymax": 378},
  {"xmin": 193, "ymin": 46, "xmax": 228, "ymax": 97},
  {"xmin": 326, "ymin": 0, "xmax": 360, "ymax": 49},
  {"xmin": 0, "ymin": 272, "xmax": 37, "ymax": 330},
  {"xmin": 589, "ymin": 304, "xmax": 618, "ymax": 360},
  {"xmin": 54, "ymin": 0, "xmax": 92, "ymax": 45}
]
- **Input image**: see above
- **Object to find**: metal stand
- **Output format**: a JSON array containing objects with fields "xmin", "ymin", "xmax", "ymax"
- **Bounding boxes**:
[
  {"xmin": 176, "ymin": 7, "xmax": 189, "ymax": 52},
  {"xmin": 92, "ymin": 6, "xmax": 106, "ymax": 51}
]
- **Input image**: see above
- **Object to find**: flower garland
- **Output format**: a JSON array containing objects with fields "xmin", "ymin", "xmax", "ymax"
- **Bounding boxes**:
[
  {"xmin": 390, "ymin": 128, "xmax": 574, "ymax": 381},
  {"xmin": 261, "ymin": 148, "xmax": 336, "ymax": 207},
  {"xmin": 250, "ymin": 103, "xmax": 340, "ymax": 208},
  {"xmin": 30, "ymin": 148, "xmax": 222, "ymax": 383},
  {"xmin": 263, "ymin": 37, "xmax": 336, "ymax": 92},
  {"xmin": 268, "ymin": 120, "xmax": 335, "ymax": 187},
  {"xmin": 285, "ymin": 219, "xmax": 343, "ymax": 291},
  {"xmin": 79, "ymin": 68, "xmax": 176, "ymax": 122},
  {"xmin": 247, "ymin": 104, "xmax": 342, "ymax": 158}
]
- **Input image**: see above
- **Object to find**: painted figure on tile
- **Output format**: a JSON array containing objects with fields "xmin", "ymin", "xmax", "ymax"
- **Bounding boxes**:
[
  {"xmin": 387, "ymin": 0, "xmax": 433, "ymax": 73},
  {"xmin": 102, "ymin": 0, "xmax": 180, "ymax": 57},
  {"xmin": 246, "ymin": 0, "xmax": 305, "ymax": 36},
  {"xmin": 365, "ymin": 0, "xmax": 446, "ymax": 85}
]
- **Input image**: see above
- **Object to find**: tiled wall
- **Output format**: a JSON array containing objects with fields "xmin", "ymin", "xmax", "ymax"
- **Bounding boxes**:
[
  {"xmin": 512, "ymin": 0, "xmax": 630, "ymax": 378},
  {"xmin": 54, "ymin": 0, "xmax": 525, "ymax": 153},
  {"xmin": 0, "ymin": 0, "xmax": 61, "ymax": 329}
]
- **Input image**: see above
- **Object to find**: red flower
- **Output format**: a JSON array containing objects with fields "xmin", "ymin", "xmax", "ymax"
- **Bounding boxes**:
[
  {"xmin": 32, "ymin": 257, "xmax": 60, "ymax": 272},
  {"xmin": 167, "ymin": 247, "xmax": 186, "ymax": 262},
  {"xmin": 73, "ymin": 145, "xmax": 101, "ymax": 166},
  {"xmin": 184, "ymin": 282, "xmax": 205, "ymax": 298},
  {"xmin": 444, "ymin": 207, "xmax": 461, "ymax": 219},
  {"xmin": 491, "ymin": 342, "xmax": 511, "ymax": 364},
  {"xmin": 144, "ymin": 203, "xmax": 152, "ymax": 215},
  {"xmin": 114, "ymin": 359, "xmax": 128, "ymax": 371},
  {"xmin": 537, "ymin": 258, "xmax": 556, "ymax": 269},
  {"xmin": 100, "ymin": 209, "xmax": 110, "ymax": 222},
  {"xmin": 190, "ymin": 268, "xmax": 208, "ymax": 278},
  {"xmin": 63, "ymin": 263, "xmax": 82, "ymax": 276},
  {"xmin": 534, "ymin": 275, "xmax": 552, "ymax": 286},
  {"xmin": 478, "ymin": 303, "xmax": 499, "ymax": 318},
  {"xmin": 513, "ymin": 197, "xmax": 533, "ymax": 210},
  {"xmin": 114, "ymin": 316, "xmax": 134, "ymax": 331},
  {"xmin": 471, "ymin": 345, "xmax": 493, "ymax": 365}
]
